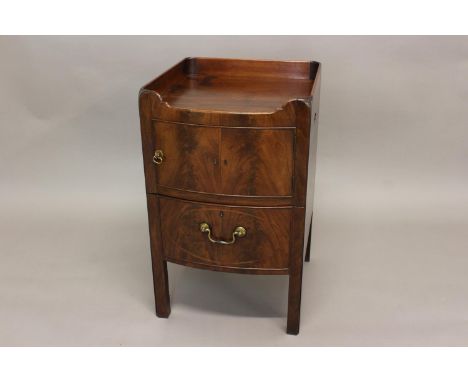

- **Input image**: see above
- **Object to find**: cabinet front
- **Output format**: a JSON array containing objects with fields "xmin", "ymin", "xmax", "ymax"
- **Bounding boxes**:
[{"xmin": 149, "ymin": 121, "xmax": 294, "ymax": 197}]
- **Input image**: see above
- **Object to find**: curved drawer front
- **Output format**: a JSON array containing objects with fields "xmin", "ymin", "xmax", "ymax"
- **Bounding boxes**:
[
  {"xmin": 159, "ymin": 197, "xmax": 291, "ymax": 273},
  {"xmin": 149, "ymin": 120, "xmax": 294, "ymax": 198}
]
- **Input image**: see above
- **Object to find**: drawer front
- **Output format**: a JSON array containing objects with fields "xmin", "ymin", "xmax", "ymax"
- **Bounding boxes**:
[
  {"xmin": 159, "ymin": 197, "xmax": 291, "ymax": 271},
  {"xmin": 150, "ymin": 120, "xmax": 294, "ymax": 197}
]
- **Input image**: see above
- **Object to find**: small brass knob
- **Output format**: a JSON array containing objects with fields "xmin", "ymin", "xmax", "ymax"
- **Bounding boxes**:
[
  {"xmin": 153, "ymin": 149, "xmax": 164, "ymax": 165},
  {"xmin": 200, "ymin": 222, "xmax": 210, "ymax": 233},
  {"xmin": 233, "ymin": 226, "xmax": 246, "ymax": 238}
]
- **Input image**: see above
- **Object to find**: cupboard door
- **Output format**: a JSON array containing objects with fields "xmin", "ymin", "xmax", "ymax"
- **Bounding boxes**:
[
  {"xmin": 221, "ymin": 128, "xmax": 294, "ymax": 196},
  {"xmin": 150, "ymin": 121, "xmax": 294, "ymax": 198},
  {"xmin": 152, "ymin": 121, "xmax": 220, "ymax": 193}
]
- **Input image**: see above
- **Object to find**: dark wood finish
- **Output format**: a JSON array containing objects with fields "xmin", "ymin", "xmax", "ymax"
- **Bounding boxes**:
[
  {"xmin": 140, "ymin": 58, "xmax": 319, "ymax": 127},
  {"xmin": 287, "ymin": 207, "xmax": 306, "ymax": 335},
  {"xmin": 152, "ymin": 121, "xmax": 220, "ymax": 194},
  {"xmin": 159, "ymin": 197, "xmax": 291, "ymax": 272},
  {"xmin": 154, "ymin": 186, "xmax": 293, "ymax": 207},
  {"xmin": 139, "ymin": 57, "xmax": 321, "ymax": 334},
  {"xmin": 166, "ymin": 256, "xmax": 288, "ymax": 275},
  {"xmin": 189, "ymin": 58, "xmax": 312, "ymax": 80},
  {"xmin": 220, "ymin": 128, "xmax": 293, "ymax": 196},
  {"xmin": 146, "ymin": 120, "xmax": 294, "ymax": 198},
  {"xmin": 146, "ymin": 195, "xmax": 171, "ymax": 318},
  {"xmin": 303, "ymin": 70, "xmax": 321, "ymax": 260},
  {"xmin": 145, "ymin": 58, "xmax": 314, "ymax": 114},
  {"xmin": 304, "ymin": 213, "xmax": 313, "ymax": 262}
]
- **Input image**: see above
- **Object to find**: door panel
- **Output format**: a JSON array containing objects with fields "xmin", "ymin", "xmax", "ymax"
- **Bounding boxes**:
[
  {"xmin": 221, "ymin": 128, "xmax": 294, "ymax": 196},
  {"xmin": 153, "ymin": 121, "xmax": 220, "ymax": 193},
  {"xmin": 151, "ymin": 121, "xmax": 294, "ymax": 197}
]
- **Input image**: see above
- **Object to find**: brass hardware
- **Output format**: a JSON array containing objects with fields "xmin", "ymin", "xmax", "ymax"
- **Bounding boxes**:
[
  {"xmin": 199, "ymin": 222, "xmax": 246, "ymax": 245},
  {"xmin": 153, "ymin": 149, "xmax": 164, "ymax": 165}
]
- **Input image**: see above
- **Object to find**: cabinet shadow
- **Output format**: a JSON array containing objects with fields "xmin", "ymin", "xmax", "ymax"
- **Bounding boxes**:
[{"xmin": 168, "ymin": 263, "xmax": 289, "ymax": 318}]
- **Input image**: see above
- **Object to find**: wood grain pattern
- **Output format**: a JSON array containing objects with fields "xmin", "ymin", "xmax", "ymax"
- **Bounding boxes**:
[
  {"xmin": 140, "ymin": 57, "xmax": 320, "ymax": 127},
  {"xmin": 189, "ymin": 57, "xmax": 312, "ymax": 80},
  {"xmin": 166, "ymin": 256, "xmax": 288, "ymax": 275},
  {"xmin": 162, "ymin": 75, "xmax": 313, "ymax": 113},
  {"xmin": 145, "ymin": 57, "xmax": 314, "ymax": 114},
  {"xmin": 149, "ymin": 120, "xmax": 294, "ymax": 198},
  {"xmin": 220, "ymin": 128, "xmax": 293, "ymax": 196},
  {"xmin": 139, "ymin": 57, "xmax": 321, "ymax": 334},
  {"xmin": 154, "ymin": 185, "xmax": 293, "ymax": 207},
  {"xmin": 152, "ymin": 121, "xmax": 220, "ymax": 194},
  {"xmin": 146, "ymin": 195, "xmax": 171, "ymax": 318},
  {"xmin": 159, "ymin": 197, "xmax": 291, "ymax": 272}
]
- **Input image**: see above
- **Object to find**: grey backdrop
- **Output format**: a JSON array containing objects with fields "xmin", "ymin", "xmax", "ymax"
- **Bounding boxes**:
[{"xmin": 0, "ymin": 36, "xmax": 467, "ymax": 346}]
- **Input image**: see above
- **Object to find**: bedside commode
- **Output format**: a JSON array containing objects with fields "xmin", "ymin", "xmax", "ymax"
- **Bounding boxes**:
[{"xmin": 138, "ymin": 57, "xmax": 321, "ymax": 334}]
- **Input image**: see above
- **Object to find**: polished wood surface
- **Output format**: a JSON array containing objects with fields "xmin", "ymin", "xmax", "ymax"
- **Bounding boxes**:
[
  {"xmin": 145, "ymin": 57, "xmax": 314, "ymax": 114},
  {"xmin": 220, "ymin": 128, "xmax": 293, "ymax": 196},
  {"xmin": 161, "ymin": 76, "xmax": 313, "ymax": 113},
  {"xmin": 139, "ymin": 57, "xmax": 321, "ymax": 334},
  {"xmin": 188, "ymin": 57, "xmax": 312, "ymax": 79},
  {"xmin": 153, "ymin": 121, "xmax": 219, "ymax": 194},
  {"xmin": 140, "ymin": 57, "xmax": 319, "ymax": 127},
  {"xmin": 148, "ymin": 120, "xmax": 294, "ymax": 197},
  {"xmin": 287, "ymin": 207, "xmax": 306, "ymax": 335},
  {"xmin": 159, "ymin": 197, "xmax": 291, "ymax": 272},
  {"xmin": 146, "ymin": 195, "xmax": 170, "ymax": 318},
  {"xmin": 155, "ymin": 186, "xmax": 293, "ymax": 207}
]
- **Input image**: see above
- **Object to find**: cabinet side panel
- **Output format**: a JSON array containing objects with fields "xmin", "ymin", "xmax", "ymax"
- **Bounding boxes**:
[
  {"xmin": 303, "ymin": 68, "xmax": 321, "ymax": 258},
  {"xmin": 292, "ymin": 101, "xmax": 312, "ymax": 207}
]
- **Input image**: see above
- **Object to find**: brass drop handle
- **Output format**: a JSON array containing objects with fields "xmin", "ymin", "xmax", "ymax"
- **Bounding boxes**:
[
  {"xmin": 199, "ymin": 222, "xmax": 246, "ymax": 245},
  {"xmin": 153, "ymin": 149, "xmax": 164, "ymax": 165}
]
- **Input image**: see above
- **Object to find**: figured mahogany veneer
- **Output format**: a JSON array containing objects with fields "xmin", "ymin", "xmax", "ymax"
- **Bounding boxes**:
[
  {"xmin": 159, "ymin": 197, "xmax": 291, "ymax": 274},
  {"xmin": 148, "ymin": 120, "xmax": 294, "ymax": 197},
  {"xmin": 139, "ymin": 57, "xmax": 321, "ymax": 334}
]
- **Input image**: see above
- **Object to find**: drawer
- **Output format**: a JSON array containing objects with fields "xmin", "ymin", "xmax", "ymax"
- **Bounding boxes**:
[
  {"xmin": 159, "ymin": 197, "xmax": 291, "ymax": 273},
  {"xmin": 149, "ymin": 120, "xmax": 294, "ymax": 197}
]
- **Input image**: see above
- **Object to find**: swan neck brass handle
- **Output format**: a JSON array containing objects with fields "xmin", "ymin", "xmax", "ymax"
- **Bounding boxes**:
[
  {"xmin": 199, "ymin": 222, "xmax": 246, "ymax": 245},
  {"xmin": 153, "ymin": 149, "xmax": 164, "ymax": 165}
]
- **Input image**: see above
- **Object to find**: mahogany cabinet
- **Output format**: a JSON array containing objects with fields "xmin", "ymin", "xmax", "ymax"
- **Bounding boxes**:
[{"xmin": 138, "ymin": 57, "xmax": 321, "ymax": 334}]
